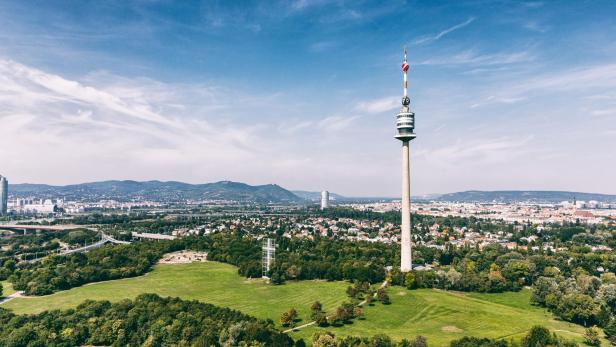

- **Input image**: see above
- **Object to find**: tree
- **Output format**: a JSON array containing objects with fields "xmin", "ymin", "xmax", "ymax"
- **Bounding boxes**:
[
  {"xmin": 557, "ymin": 294, "xmax": 601, "ymax": 326},
  {"xmin": 584, "ymin": 327, "xmax": 601, "ymax": 347},
  {"xmin": 281, "ymin": 308, "xmax": 298, "ymax": 327},
  {"xmin": 450, "ymin": 336, "xmax": 507, "ymax": 347},
  {"xmin": 286, "ymin": 265, "xmax": 300, "ymax": 280},
  {"xmin": 314, "ymin": 311, "xmax": 328, "ymax": 327},
  {"xmin": 313, "ymin": 333, "xmax": 335, "ymax": 347},
  {"xmin": 404, "ymin": 272, "xmax": 416, "ymax": 289},
  {"xmin": 604, "ymin": 319, "xmax": 616, "ymax": 338},
  {"xmin": 502, "ymin": 260, "xmax": 530, "ymax": 289},
  {"xmin": 353, "ymin": 306, "xmax": 363, "ymax": 319},
  {"xmin": 598, "ymin": 284, "xmax": 616, "ymax": 314},
  {"xmin": 334, "ymin": 303, "xmax": 355, "ymax": 324},
  {"xmin": 601, "ymin": 273, "xmax": 616, "ymax": 285},
  {"xmin": 531, "ymin": 277, "xmax": 559, "ymax": 305},
  {"xmin": 280, "ymin": 310, "xmax": 293, "ymax": 327},
  {"xmin": 311, "ymin": 301, "xmax": 323, "ymax": 312},
  {"xmin": 410, "ymin": 335, "xmax": 428, "ymax": 347},
  {"xmin": 443, "ymin": 268, "xmax": 462, "ymax": 290},
  {"xmin": 377, "ymin": 288, "xmax": 391, "ymax": 305},
  {"xmin": 346, "ymin": 285, "xmax": 358, "ymax": 298},
  {"xmin": 521, "ymin": 326, "xmax": 554, "ymax": 347},
  {"xmin": 271, "ymin": 272, "xmax": 285, "ymax": 285},
  {"xmin": 311, "ymin": 301, "xmax": 323, "ymax": 320}
]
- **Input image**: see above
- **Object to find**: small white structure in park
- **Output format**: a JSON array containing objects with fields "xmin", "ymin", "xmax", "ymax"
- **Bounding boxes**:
[{"xmin": 262, "ymin": 238, "xmax": 276, "ymax": 279}]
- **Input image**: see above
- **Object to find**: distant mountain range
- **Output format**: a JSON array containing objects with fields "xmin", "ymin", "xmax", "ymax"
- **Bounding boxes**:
[
  {"xmin": 9, "ymin": 180, "xmax": 302, "ymax": 203},
  {"xmin": 8, "ymin": 181, "xmax": 616, "ymax": 204},
  {"xmin": 434, "ymin": 190, "xmax": 616, "ymax": 203}
]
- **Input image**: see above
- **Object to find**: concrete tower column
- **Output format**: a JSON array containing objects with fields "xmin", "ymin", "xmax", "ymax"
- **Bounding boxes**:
[
  {"xmin": 400, "ymin": 141, "xmax": 412, "ymax": 272},
  {"xmin": 395, "ymin": 48, "xmax": 416, "ymax": 273}
]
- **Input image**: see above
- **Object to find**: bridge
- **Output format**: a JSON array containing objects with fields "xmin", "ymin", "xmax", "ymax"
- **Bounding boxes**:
[
  {"xmin": 131, "ymin": 232, "xmax": 176, "ymax": 240},
  {"xmin": 0, "ymin": 224, "xmax": 88, "ymax": 235},
  {"xmin": 22, "ymin": 233, "xmax": 131, "ymax": 263},
  {"xmin": 61, "ymin": 233, "xmax": 131, "ymax": 255}
]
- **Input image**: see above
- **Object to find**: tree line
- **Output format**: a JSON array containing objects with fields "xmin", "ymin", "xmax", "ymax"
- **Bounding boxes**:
[
  {"xmin": 0, "ymin": 293, "xmax": 292, "ymax": 346},
  {"xmin": 308, "ymin": 326, "xmax": 580, "ymax": 347},
  {"xmin": 9, "ymin": 240, "xmax": 183, "ymax": 295}
]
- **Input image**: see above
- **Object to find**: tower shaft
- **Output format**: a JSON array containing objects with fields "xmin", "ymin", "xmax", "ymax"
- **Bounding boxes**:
[
  {"xmin": 400, "ymin": 141, "xmax": 412, "ymax": 271},
  {"xmin": 395, "ymin": 48, "xmax": 415, "ymax": 272}
]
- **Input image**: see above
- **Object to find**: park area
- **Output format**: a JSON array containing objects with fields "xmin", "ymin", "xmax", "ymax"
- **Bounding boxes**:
[{"xmin": 0, "ymin": 262, "xmax": 592, "ymax": 345}]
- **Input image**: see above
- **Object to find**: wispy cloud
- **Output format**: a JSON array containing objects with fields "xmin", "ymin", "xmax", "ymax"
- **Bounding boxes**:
[
  {"xmin": 415, "ymin": 136, "xmax": 535, "ymax": 166},
  {"xmin": 590, "ymin": 108, "xmax": 616, "ymax": 117},
  {"xmin": 309, "ymin": 40, "xmax": 337, "ymax": 52},
  {"xmin": 290, "ymin": 0, "xmax": 332, "ymax": 11},
  {"xmin": 317, "ymin": 115, "xmax": 359, "ymax": 131},
  {"xmin": 470, "ymin": 95, "xmax": 527, "ymax": 109},
  {"xmin": 418, "ymin": 49, "xmax": 534, "ymax": 66},
  {"xmin": 475, "ymin": 63, "xmax": 616, "ymax": 107},
  {"xmin": 0, "ymin": 58, "xmax": 383, "ymax": 192},
  {"xmin": 523, "ymin": 21, "xmax": 549, "ymax": 33},
  {"xmin": 412, "ymin": 17, "xmax": 476, "ymax": 45},
  {"xmin": 0, "ymin": 59, "xmax": 288, "ymax": 184},
  {"xmin": 355, "ymin": 96, "xmax": 399, "ymax": 113}
]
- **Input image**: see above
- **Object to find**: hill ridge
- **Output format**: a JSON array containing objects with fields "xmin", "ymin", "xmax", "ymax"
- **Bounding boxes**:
[{"xmin": 9, "ymin": 180, "xmax": 302, "ymax": 203}]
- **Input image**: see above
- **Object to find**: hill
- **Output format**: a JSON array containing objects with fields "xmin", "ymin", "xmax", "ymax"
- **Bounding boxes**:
[
  {"xmin": 436, "ymin": 190, "xmax": 616, "ymax": 203},
  {"xmin": 2, "ymin": 262, "xmax": 591, "ymax": 345},
  {"xmin": 9, "ymin": 180, "xmax": 302, "ymax": 203}
]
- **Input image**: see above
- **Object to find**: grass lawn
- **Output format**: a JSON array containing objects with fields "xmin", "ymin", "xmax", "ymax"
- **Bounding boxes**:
[
  {"xmin": 289, "ymin": 287, "xmax": 602, "ymax": 346},
  {"xmin": 1, "ymin": 281, "xmax": 16, "ymax": 297},
  {"xmin": 1, "ymin": 262, "xmax": 349, "ymax": 327},
  {"xmin": 1, "ymin": 263, "xmax": 602, "ymax": 345}
]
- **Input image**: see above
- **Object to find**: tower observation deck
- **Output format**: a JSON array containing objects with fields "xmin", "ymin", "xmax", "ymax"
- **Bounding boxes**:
[{"xmin": 395, "ymin": 48, "xmax": 416, "ymax": 141}]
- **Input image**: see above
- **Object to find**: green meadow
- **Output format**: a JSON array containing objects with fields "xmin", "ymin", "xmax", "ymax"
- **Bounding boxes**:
[
  {"xmin": 2, "ymin": 262, "xmax": 349, "ymax": 324},
  {"xmin": 1, "ymin": 262, "xmax": 599, "ymax": 345},
  {"xmin": 290, "ymin": 287, "xmax": 593, "ymax": 345}
]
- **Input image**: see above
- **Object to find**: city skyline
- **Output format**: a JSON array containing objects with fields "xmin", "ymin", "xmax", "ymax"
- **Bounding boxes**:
[{"xmin": 1, "ymin": 1, "xmax": 616, "ymax": 196}]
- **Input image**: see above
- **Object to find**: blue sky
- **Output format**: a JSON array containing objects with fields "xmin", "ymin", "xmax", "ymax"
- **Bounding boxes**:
[{"xmin": 0, "ymin": 0, "xmax": 615, "ymax": 196}]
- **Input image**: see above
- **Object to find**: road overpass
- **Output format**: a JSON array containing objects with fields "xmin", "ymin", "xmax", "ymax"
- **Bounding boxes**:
[
  {"xmin": 0, "ymin": 224, "xmax": 90, "ymax": 235},
  {"xmin": 22, "ymin": 233, "xmax": 131, "ymax": 263}
]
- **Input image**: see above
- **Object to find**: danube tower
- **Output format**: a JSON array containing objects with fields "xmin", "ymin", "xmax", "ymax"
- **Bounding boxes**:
[{"xmin": 395, "ymin": 48, "xmax": 416, "ymax": 272}]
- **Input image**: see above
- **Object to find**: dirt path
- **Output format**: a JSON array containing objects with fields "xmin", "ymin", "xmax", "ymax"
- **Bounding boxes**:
[{"xmin": 0, "ymin": 291, "xmax": 25, "ymax": 305}]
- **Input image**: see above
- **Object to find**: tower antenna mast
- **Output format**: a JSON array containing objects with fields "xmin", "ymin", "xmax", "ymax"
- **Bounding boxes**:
[{"xmin": 403, "ymin": 47, "xmax": 408, "ymax": 97}]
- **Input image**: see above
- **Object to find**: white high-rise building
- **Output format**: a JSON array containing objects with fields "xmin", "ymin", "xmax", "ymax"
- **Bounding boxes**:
[
  {"xmin": 394, "ymin": 48, "xmax": 416, "ymax": 272},
  {"xmin": 320, "ymin": 191, "xmax": 329, "ymax": 210},
  {"xmin": 0, "ymin": 175, "xmax": 7, "ymax": 216}
]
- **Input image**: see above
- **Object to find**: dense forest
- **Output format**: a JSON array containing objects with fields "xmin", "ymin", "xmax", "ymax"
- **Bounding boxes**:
[
  {"xmin": 9, "ymin": 241, "xmax": 184, "ymax": 295},
  {"xmin": 531, "ymin": 272, "xmax": 616, "ymax": 327},
  {"xmin": 0, "ymin": 294, "xmax": 292, "ymax": 346}
]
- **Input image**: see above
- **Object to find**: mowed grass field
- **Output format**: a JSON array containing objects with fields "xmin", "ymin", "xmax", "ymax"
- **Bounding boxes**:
[
  {"xmin": 290, "ymin": 287, "xmax": 595, "ymax": 346},
  {"xmin": 1, "ymin": 262, "xmax": 349, "ymax": 326},
  {"xmin": 1, "ymin": 262, "xmax": 599, "ymax": 345}
]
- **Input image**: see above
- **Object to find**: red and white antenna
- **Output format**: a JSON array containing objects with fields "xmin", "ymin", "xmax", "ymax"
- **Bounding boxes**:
[{"xmin": 402, "ymin": 47, "xmax": 409, "ymax": 97}]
